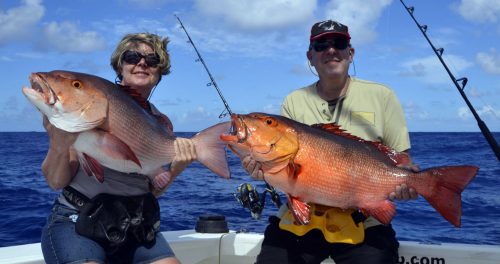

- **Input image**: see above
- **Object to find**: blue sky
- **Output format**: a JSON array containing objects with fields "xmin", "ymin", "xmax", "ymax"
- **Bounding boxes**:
[{"xmin": 1, "ymin": 0, "xmax": 499, "ymax": 132}]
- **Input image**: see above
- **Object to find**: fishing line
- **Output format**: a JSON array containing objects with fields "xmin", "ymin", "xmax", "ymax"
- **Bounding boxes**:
[
  {"xmin": 400, "ymin": 0, "xmax": 500, "ymax": 161},
  {"xmin": 174, "ymin": 14, "xmax": 232, "ymax": 118}
]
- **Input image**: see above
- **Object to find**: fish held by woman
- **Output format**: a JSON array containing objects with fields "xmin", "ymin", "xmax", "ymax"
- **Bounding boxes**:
[
  {"xmin": 220, "ymin": 112, "xmax": 478, "ymax": 227},
  {"xmin": 22, "ymin": 70, "xmax": 231, "ymax": 188}
]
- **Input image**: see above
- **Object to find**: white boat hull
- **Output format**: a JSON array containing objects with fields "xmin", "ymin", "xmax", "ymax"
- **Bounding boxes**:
[{"xmin": 1, "ymin": 230, "xmax": 499, "ymax": 264}]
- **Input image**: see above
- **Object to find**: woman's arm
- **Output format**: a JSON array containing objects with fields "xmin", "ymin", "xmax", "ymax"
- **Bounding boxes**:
[
  {"xmin": 152, "ymin": 137, "xmax": 196, "ymax": 197},
  {"xmin": 41, "ymin": 116, "xmax": 79, "ymax": 190}
]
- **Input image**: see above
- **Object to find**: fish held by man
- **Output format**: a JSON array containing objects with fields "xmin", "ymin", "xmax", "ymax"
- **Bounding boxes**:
[
  {"xmin": 22, "ymin": 70, "xmax": 231, "ymax": 188},
  {"xmin": 220, "ymin": 112, "xmax": 479, "ymax": 227}
]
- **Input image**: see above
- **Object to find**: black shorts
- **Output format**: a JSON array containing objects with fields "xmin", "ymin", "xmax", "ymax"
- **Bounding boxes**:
[{"xmin": 256, "ymin": 216, "xmax": 400, "ymax": 264}]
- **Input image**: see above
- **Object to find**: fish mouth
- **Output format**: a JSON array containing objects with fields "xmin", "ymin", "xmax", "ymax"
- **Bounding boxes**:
[
  {"xmin": 25, "ymin": 73, "xmax": 57, "ymax": 105},
  {"xmin": 220, "ymin": 114, "xmax": 279, "ymax": 155},
  {"xmin": 220, "ymin": 114, "xmax": 250, "ymax": 143}
]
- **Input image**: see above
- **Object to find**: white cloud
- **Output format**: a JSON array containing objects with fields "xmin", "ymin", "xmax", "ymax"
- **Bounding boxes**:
[
  {"xmin": 0, "ymin": 0, "xmax": 45, "ymax": 45},
  {"xmin": 476, "ymin": 49, "xmax": 500, "ymax": 75},
  {"xmin": 170, "ymin": 20, "xmax": 305, "ymax": 58},
  {"xmin": 126, "ymin": 0, "xmax": 170, "ymax": 9},
  {"xmin": 262, "ymin": 103, "xmax": 280, "ymax": 114},
  {"xmin": 400, "ymin": 55, "xmax": 473, "ymax": 84},
  {"xmin": 458, "ymin": 105, "xmax": 500, "ymax": 120},
  {"xmin": 195, "ymin": 0, "xmax": 316, "ymax": 30},
  {"xmin": 0, "ymin": 56, "xmax": 13, "ymax": 62},
  {"xmin": 456, "ymin": 0, "xmax": 500, "ymax": 23},
  {"xmin": 39, "ymin": 21, "xmax": 106, "ymax": 53},
  {"xmin": 324, "ymin": 0, "xmax": 392, "ymax": 45},
  {"xmin": 403, "ymin": 101, "xmax": 430, "ymax": 120}
]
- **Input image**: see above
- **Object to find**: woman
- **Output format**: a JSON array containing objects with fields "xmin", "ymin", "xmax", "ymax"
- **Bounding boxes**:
[{"xmin": 41, "ymin": 33, "xmax": 191, "ymax": 264}]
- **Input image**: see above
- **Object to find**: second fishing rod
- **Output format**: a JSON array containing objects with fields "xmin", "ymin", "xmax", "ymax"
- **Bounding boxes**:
[{"xmin": 174, "ymin": 15, "xmax": 282, "ymax": 218}]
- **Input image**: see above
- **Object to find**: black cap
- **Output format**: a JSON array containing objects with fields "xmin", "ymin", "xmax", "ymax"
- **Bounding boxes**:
[{"xmin": 310, "ymin": 20, "xmax": 351, "ymax": 42}]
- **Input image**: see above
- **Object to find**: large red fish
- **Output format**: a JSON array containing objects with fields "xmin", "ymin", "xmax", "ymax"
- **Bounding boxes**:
[
  {"xmin": 220, "ymin": 113, "xmax": 478, "ymax": 227},
  {"xmin": 22, "ymin": 70, "xmax": 230, "ymax": 188}
]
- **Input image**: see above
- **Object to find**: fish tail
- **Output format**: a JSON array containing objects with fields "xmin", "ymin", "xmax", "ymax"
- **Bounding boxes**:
[
  {"xmin": 192, "ymin": 122, "xmax": 232, "ymax": 178},
  {"xmin": 419, "ymin": 166, "xmax": 478, "ymax": 227}
]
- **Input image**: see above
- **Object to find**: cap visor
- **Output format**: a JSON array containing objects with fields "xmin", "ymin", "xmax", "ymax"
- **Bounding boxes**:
[{"xmin": 310, "ymin": 32, "xmax": 351, "ymax": 41}]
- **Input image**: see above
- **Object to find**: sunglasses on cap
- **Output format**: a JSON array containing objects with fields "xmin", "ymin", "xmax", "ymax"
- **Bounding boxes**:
[
  {"xmin": 310, "ymin": 38, "xmax": 349, "ymax": 52},
  {"xmin": 122, "ymin": 50, "xmax": 160, "ymax": 67}
]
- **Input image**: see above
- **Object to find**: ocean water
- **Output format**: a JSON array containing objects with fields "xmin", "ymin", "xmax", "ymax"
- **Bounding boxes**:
[{"xmin": 0, "ymin": 132, "xmax": 499, "ymax": 247}]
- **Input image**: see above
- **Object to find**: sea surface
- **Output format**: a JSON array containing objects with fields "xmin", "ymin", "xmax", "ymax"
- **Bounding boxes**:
[{"xmin": 0, "ymin": 132, "xmax": 499, "ymax": 248}]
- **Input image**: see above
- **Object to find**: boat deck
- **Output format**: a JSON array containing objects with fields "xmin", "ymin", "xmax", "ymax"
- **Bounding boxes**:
[{"xmin": 1, "ymin": 230, "xmax": 500, "ymax": 264}]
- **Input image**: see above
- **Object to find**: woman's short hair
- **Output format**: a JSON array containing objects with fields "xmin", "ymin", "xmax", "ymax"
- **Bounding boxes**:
[{"xmin": 110, "ymin": 32, "xmax": 171, "ymax": 81}]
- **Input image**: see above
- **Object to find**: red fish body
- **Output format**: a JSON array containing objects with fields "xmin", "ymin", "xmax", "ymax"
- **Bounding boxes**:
[
  {"xmin": 221, "ymin": 113, "xmax": 478, "ymax": 227},
  {"xmin": 22, "ymin": 70, "xmax": 230, "ymax": 187}
]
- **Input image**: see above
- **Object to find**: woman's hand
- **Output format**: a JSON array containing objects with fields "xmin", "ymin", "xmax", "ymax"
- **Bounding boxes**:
[
  {"xmin": 153, "ymin": 138, "xmax": 196, "ymax": 197},
  {"xmin": 41, "ymin": 116, "xmax": 80, "ymax": 189},
  {"xmin": 44, "ymin": 116, "xmax": 78, "ymax": 151},
  {"xmin": 169, "ymin": 138, "xmax": 196, "ymax": 177},
  {"xmin": 242, "ymin": 155, "xmax": 264, "ymax": 181}
]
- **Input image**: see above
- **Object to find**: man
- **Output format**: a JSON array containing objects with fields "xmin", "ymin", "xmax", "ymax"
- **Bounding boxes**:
[{"xmin": 243, "ymin": 20, "xmax": 418, "ymax": 264}]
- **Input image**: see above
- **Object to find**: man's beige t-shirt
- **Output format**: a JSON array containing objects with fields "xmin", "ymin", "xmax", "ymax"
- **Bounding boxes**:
[{"xmin": 281, "ymin": 77, "xmax": 410, "ymax": 152}]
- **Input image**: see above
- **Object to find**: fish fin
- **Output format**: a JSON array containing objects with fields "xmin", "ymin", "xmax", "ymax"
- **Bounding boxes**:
[
  {"xmin": 311, "ymin": 123, "xmax": 408, "ymax": 165},
  {"xmin": 288, "ymin": 196, "xmax": 311, "ymax": 225},
  {"xmin": 79, "ymin": 153, "xmax": 105, "ymax": 183},
  {"xmin": 192, "ymin": 122, "xmax": 231, "ymax": 178},
  {"xmin": 82, "ymin": 130, "xmax": 142, "ymax": 168},
  {"xmin": 364, "ymin": 200, "xmax": 396, "ymax": 225},
  {"xmin": 288, "ymin": 161, "xmax": 301, "ymax": 178},
  {"xmin": 418, "ymin": 166, "xmax": 478, "ymax": 227},
  {"xmin": 97, "ymin": 131, "xmax": 142, "ymax": 168}
]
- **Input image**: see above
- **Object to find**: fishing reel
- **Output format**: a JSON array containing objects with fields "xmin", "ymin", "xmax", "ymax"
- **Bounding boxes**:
[{"xmin": 234, "ymin": 182, "xmax": 282, "ymax": 220}]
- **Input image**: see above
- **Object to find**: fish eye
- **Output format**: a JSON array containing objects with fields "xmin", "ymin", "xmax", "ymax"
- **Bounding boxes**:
[
  {"xmin": 72, "ymin": 80, "xmax": 82, "ymax": 89},
  {"xmin": 266, "ymin": 118, "xmax": 273, "ymax": 125}
]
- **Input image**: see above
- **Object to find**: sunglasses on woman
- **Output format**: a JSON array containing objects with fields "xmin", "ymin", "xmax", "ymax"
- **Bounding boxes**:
[
  {"xmin": 122, "ymin": 50, "xmax": 160, "ymax": 67},
  {"xmin": 311, "ymin": 38, "xmax": 349, "ymax": 52}
]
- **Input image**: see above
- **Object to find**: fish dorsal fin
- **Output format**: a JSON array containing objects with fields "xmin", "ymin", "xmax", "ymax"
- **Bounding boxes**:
[
  {"xmin": 311, "ymin": 123, "xmax": 363, "ymax": 141},
  {"xmin": 311, "ymin": 123, "xmax": 409, "ymax": 166},
  {"xmin": 119, "ymin": 85, "xmax": 151, "ymax": 111}
]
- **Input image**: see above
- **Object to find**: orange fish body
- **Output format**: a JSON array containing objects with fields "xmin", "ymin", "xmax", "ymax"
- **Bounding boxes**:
[
  {"xmin": 221, "ymin": 113, "xmax": 478, "ymax": 227},
  {"xmin": 22, "ymin": 70, "xmax": 230, "ymax": 187}
]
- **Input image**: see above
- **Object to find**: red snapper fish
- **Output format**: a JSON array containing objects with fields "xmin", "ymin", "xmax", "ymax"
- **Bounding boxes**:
[
  {"xmin": 220, "ymin": 113, "xmax": 478, "ymax": 227},
  {"xmin": 22, "ymin": 70, "xmax": 231, "ymax": 188}
]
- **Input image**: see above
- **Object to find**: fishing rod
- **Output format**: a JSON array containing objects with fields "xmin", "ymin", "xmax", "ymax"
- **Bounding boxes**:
[
  {"xmin": 174, "ymin": 14, "xmax": 232, "ymax": 118},
  {"xmin": 400, "ymin": 0, "xmax": 500, "ymax": 162},
  {"xmin": 174, "ymin": 14, "xmax": 283, "ymax": 215}
]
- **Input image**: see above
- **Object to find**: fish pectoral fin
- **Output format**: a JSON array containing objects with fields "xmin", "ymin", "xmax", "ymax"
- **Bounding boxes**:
[
  {"xmin": 288, "ymin": 161, "xmax": 301, "ymax": 178},
  {"xmin": 98, "ymin": 132, "xmax": 142, "ymax": 168},
  {"xmin": 287, "ymin": 195, "xmax": 311, "ymax": 225},
  {"xmin": 363, "ymin": 200, "xmax": 396, "ymax": 225},
  {"xmin": 79, "ymin": 153, "xmax": 105, "ymax": 183}
]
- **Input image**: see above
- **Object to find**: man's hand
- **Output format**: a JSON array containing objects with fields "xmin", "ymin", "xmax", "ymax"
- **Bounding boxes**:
[
  {"xmin": 241, "ymin": 155, "xmax": 264, "ymax": 181},
  {"xmin": 389, "ymin": 162, "xmax": 420, "ymax": 201},
  {"xmin": 389, "ymin": 184, "xmax": 418, "ymax": 201}
]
